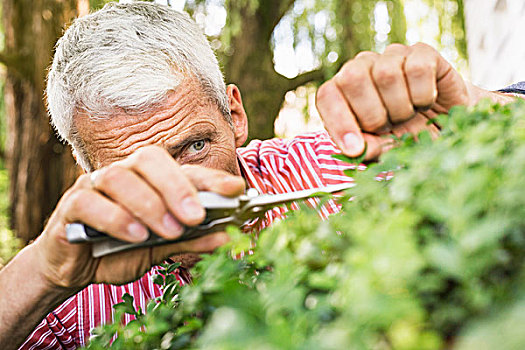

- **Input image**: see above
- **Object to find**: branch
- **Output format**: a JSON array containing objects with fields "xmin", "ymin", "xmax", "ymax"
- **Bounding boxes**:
[
  {"xmin": 261, "ymin": 0, "xmax": 296, "ymax": 40},
  {"xmin": 0, "ymin": 52, "xmax": 16, "ymax": 68},
  {"xmin": 273, "ymin": 0, "xmax": 296, "ymax": 28},
  {"xmin": 283, "ymin": 68, "xmax": 325, "ymax": 92}
]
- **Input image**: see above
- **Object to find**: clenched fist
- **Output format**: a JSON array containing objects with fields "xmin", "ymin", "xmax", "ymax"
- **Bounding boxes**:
[
  {"xmin": 316, "ymin": 42, "xmax": 514, "ymax": 160},
  {"xmin": 34, "ymin": 145, "xmax": 245, "ymax": 289}
]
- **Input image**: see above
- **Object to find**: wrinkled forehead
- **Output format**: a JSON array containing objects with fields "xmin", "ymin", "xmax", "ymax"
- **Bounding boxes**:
[{"xmin": 74, "ymin": 78, "xmax": 229, "ymax": 168}]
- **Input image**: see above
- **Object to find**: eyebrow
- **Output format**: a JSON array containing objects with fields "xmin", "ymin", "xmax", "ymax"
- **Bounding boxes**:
[{"xmin": 167, "ymin": 128, "xmax": 218, "ymax": 156}]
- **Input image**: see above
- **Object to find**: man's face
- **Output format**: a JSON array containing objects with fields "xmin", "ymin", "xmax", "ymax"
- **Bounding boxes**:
[{"xmin": 75, "ymin": 78, "xmax": 243, "ymax": 175}]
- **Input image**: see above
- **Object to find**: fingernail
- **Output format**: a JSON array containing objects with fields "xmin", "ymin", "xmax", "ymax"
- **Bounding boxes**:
[
  {"xmin": 342, "ymin": 132, "xmax": 364, "ymax": 155},
  {"xmin": 127, "ymin": 222, "xmax": 149, "ymax": 241},
  {"xmin": 181, "ymin": 196, "xmax": 205, "ymax": 222},
  {"xmin": 163, "ymin": 213, "xmax": 183, "ymax": 237}
]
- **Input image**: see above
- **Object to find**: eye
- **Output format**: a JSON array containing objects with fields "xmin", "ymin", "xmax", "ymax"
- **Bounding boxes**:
[{"xmin": 187, "ymin": 140, "xmax": 207, "ymax": 154}]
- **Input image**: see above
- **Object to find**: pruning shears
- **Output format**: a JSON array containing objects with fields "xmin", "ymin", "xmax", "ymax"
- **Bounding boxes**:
[{"xmin": 66, "ymin": 183, "xmax": 354, "ymax": 258}]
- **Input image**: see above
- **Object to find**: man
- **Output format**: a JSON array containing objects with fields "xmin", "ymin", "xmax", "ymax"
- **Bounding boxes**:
[{"xmin": 0, "ymin": 2, "xmax": 520, "ymax": 349}]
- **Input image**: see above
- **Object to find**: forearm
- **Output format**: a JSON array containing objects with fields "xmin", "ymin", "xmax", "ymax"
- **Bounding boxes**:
[{"xmin": 0, "ymin": 243, "xmax": 75, "ymax": 350}]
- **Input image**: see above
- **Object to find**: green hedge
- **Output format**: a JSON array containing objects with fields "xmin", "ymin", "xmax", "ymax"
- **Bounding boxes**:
[{"xmin": 86, "ymin": 100, "xmax": 525, "ymax": 350}]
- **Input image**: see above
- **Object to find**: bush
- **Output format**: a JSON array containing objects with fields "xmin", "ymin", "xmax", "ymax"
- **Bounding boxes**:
[{"xmin": 86, "ymin": 100, "xmax": 525, "ymax": 350}]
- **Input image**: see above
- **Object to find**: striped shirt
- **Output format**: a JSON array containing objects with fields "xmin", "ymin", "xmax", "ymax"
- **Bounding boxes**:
[{"xmin": 19, "ymin": 131, "xmax": 354, "ymax": 349}]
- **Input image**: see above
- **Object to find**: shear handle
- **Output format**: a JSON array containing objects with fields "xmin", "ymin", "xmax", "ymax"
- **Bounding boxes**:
[{"xmin": 66, "ymin": 191, "xmax": 242, "ymax": 244}]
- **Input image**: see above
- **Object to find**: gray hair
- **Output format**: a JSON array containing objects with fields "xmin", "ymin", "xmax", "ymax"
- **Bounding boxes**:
[{"xmin": 47, "ymin": 1, "xmax": 229, "ymax": 171}]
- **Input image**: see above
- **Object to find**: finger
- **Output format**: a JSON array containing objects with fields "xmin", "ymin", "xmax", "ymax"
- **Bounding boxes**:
[
  {"xmin": 91, "ymin": 166, "xmax": 183, "ymax": 239},
  {"xmin": 151, "ymin": 232, "xmax": 230, "ymax": 265},
  {"xmin": 362, "ymin": 133, "xmax": 395, "ymax": 161},
  {"xmin": 372, "ymin": 47, "xmax": 415, "ymax": 124},
  {"xmin": 180, "ymin": 165, "xmax": 245, "ymax": 196},
  {"xmin": 61, "ymin": 188, "xmax": 149, "ymax": 243},
  {"xmin": 93, "ymin": 232, "xmax": 229, "ymax": 284},
  {"xmin": 404, "ymin": 43, "xmax": 440, "ymax": 109},
  {"xmin": 391, "ymin": 114, "xmax": 440, "ymax": 140},
  {"xmin": 334, "ymin": 52, "xmax": 390, "ymax": 133},
  {"xmin": 316, "ymin": 80, "xmax": 365, "ymax": 157},
  {"xmin": 121, "ymin": 145, "xmax": 205, "ymax": 226}
]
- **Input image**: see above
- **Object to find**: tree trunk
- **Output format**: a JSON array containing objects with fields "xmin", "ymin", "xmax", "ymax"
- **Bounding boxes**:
[
  {"xmin": 223, "ymin": 4, "xmax": 282, "ymax": 141},
  {"xmin": 221, "ymin": 1, "xmax": 324, "ymax": 142},
  {"xmin": 2, "ymin": 0, "xmax": 80, "ymax": 243}
]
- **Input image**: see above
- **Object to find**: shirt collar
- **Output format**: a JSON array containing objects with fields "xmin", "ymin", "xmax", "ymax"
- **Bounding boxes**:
[{"xmin": 236, "ymin": 148, "xmax": 266, "ymax": 195}]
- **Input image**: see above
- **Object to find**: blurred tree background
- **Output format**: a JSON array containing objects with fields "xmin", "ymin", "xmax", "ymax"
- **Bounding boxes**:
[{"xmin": 0, "ymin": 0, "xmax": 511, "ymax": 265}]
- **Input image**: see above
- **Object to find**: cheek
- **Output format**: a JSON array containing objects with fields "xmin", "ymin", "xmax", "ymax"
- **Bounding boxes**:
[{"xmin": 203, "ymin": 144, "xmax": 238, "ymax": 175}]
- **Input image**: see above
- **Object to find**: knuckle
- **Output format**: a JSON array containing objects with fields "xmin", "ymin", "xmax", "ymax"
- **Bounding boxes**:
[
  {"xmin": 180, "ymin": 163, "xmax": 200, "ymax": 175},
  {"xmin": 106, "ymin": 209, "xmax": 130, "ymax": 230},
  {"xmin": 176, "ymin": 186, "xmax": 194, "ymax": 200},
  {"xmin": 316, "ymin": 81, "xmax": 336, "ymax": 104},
  {"xmin": 63, "ymin": 188, "xmax": 88, "ymax": 215},
  {"xmin": 362, "ymin": 107, "xmax": 388, "ymax": 125},
  {"xmin": 412, "ymin": 42, "xmax": 434, "ymax": 52},
  {"xmin": 336, "ymin": 64, "xmax": 369, "ymax": 94},
  {"xmin": 132, "ymin": 148, "xmax": 152, "ymax": 164},
  {"xmin": 386, "ymin": 43, "xmax": 407, "ymax": 51},
  {"xmin": 392, "ymin": 109, "xmax": 415, "ymax": 123},
  {"xmin": 72, "ymin": 174, "xmax": 90, "ymax": 189},
  {"xmin": 373, "ymin": 66, "xmax": 398, "ymax": 87},
  {"xmin": 141, "ymin": 144, "xmax": 165, "ymax": 154},
  {"xmin": 354, "ymin": 51, "xmax": 377, "ymax": 61},
  {"xmin": 362, "ymin": 117, "xmax": 388, "ymax": 133},
  {"xmin": 413, "ymin": 95, "xmax": 435, "ymax": 109},
  {"xmin": 131, "ymin": 145, "xmax": 166, "ymax": 163},
  {"xmin": 406, "ymin": 61, "xmax": 432, "ymax": 79},
  {"xmin": 140, "ymin": 197, "xmax": 164, "ymax": 215},
  {"xmin": 99, "ymin": 165, "xmax": 125, "ymax": 184}
]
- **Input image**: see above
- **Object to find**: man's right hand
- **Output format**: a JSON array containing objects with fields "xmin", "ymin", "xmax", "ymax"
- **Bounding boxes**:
[{"xmin": 32, "ymin": 145, "xmax": 245, "ymax": 290}]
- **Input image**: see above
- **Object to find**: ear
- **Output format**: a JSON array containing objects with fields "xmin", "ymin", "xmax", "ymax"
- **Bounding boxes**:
[{"xmin": 227, "ymin": 84, "xmax": 248, "ymax": 147}]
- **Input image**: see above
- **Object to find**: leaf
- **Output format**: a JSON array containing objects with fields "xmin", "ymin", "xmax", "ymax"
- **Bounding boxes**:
[
  {"xmin": 113, "ymin": 293, "xmax": 138, "ymax": 317},
  {"xmin": 417, "ymin": 130, "xmax": 433, "ymax": 145},
  {"xmin": 165, "ymin": 274, "xmax": 176, "ymax": 286},
  {"xmin": 167, "ymin": 262, "xmax": 182, "ymax": 274},
  {"xmin": 331, "ymin": 143, "xmax": 368, "ymax": 165},
  {"xmin": 86, "ymin": 100, "xmax": 525, "ymax": 350},
  {"xmin": 153, "ymin": 274, "xmax": 164, "ymax": 286}
]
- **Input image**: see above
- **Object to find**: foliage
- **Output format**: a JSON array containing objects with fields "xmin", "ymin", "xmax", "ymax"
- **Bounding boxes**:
[
  {"xmin": 188, "ymin": 0, "xmax": 406, "ymax": 74},
  {"xmin": 86, "ymin": 0, "xmax": 466, "ymax": 141},
  {"xmin": 85, "ymin": 99, "xmax": 525, "ymax": 349},
  {"xmin": 422, "ymin": 0, "xmax": 468, "ymax": 61},
  {"xmin": 183, "ymin": 0, "xmax": 409, "ymax": 140},
  {"xmin": 0, "ymin": 167, "xmax": 21, "ymax": 267},
  {"xmin": 0, "ymin": 4, "xmax": 18, "ymax": 266}
]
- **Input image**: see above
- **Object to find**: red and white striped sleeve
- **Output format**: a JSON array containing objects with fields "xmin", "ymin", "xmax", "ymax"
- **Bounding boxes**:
[
  {"xmin": 19, "ymin": 296, "xmax": 79, "ymax": 350},
  {"xmin": 301, "ymin": 130, "xmax": 359, "ymax": 185},
  {"xmin": 19, "ymin": 267, "xmax": 189, "ymax": 349}
]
